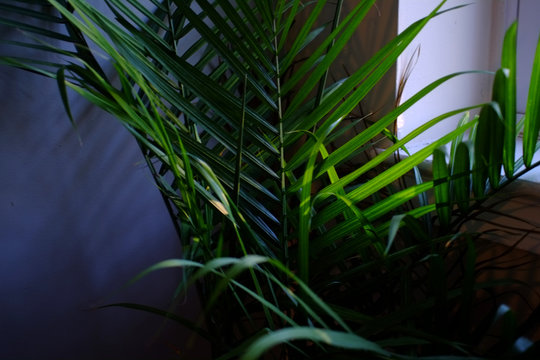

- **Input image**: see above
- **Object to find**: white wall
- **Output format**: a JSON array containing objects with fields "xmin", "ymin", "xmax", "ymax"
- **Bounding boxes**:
[
  {"xmin": 397, "ymin": 0, "xmax": 540, "ymax": 181},
  {"xmin": 517, "ymin": 0, "xmax": 540, "ymax": 113},
  {"xmin": 397, "ymin": 0, "xmax": 500, "ymax": 150}
]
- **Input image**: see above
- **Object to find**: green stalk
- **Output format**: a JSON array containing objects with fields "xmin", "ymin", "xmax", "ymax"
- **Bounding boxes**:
[
  {"xmin": 273, "ymin": 17, "xmax": 288, "ymax": 264},
  {"xmin": 523, "ymin": 33, "xmax": 540, "ymax": 167},
  {"xmin": 502, "ymin": 22, "xmax": 517, "ymax": 177},
  {"xmin": 233, "ymin": 74, "xmax": 247, "ymax": 205}
]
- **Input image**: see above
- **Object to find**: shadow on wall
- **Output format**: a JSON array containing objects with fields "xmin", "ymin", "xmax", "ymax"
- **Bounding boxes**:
[{"xmin": 0, "ymin": 6, "xmax": 207, "ymax": 360}]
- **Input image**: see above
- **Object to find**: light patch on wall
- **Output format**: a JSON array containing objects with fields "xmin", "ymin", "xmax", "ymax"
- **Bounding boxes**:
[{"xmin": 396, "ymin": 115, "xmax": 405, "ymax": 131}]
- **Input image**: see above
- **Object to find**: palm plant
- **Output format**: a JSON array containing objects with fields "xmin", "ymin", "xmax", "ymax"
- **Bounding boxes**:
[{"xmin": 2, "ymin": 0, "xmax": 540, "ymax": 358}]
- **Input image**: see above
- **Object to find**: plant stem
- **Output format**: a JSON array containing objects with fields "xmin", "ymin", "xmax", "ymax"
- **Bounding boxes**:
[
  {"xmin": 273, "ymin": 17, "xmax": 288, "ymax": 264},
  {"xmin": 233, "ymin": 74, "xmax": 247, "ymax": 205}
]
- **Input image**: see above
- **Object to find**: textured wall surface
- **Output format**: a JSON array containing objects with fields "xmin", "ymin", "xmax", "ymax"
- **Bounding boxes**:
[{"xmin": 0, "ymin": 4, "xmax": 198, "ymax": 359}]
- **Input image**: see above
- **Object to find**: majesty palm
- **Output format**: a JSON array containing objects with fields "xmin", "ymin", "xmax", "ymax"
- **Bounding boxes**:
[{"xmin": 2, "ymin": 0, "xmax": 540, "ymax": 358}]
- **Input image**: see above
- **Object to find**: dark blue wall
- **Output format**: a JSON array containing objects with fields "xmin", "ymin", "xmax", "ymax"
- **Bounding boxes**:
[{"xmin": 0, "ymin": 4, "xmax": 203, "ymax": 359}]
